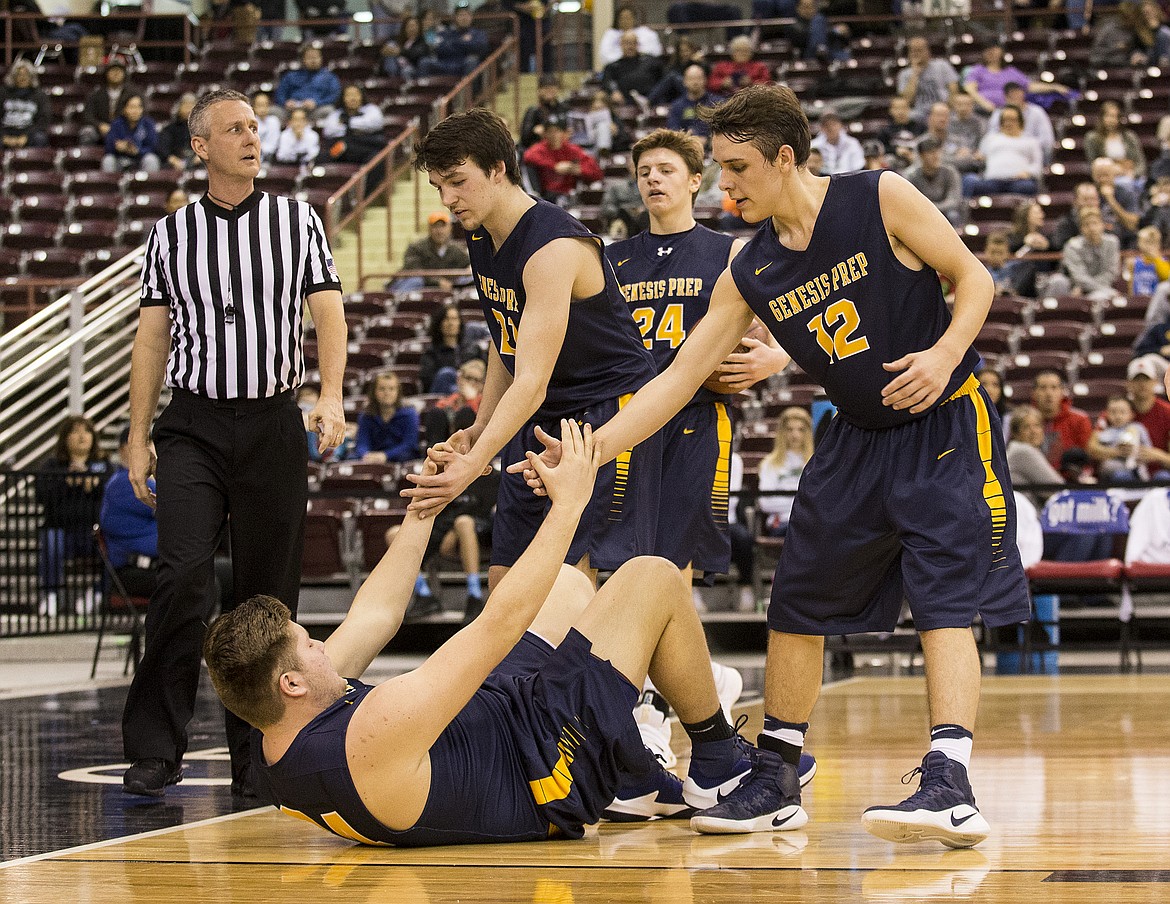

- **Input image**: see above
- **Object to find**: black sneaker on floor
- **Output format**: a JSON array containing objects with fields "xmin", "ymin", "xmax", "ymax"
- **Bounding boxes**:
[
  {"xmin": 690, "ymin": 747, "xmax": 808, "ymax": 835},
  {"xmin": 123, "ymin": 758, "xmax": 182, "ymax": 797},
  {"xmin": 405, "ymin": 593, "xmax": 443, "ymax": 622},
  {"xmin": 861, "ymin": 751, "xmax": 990, "ymax": 848}
]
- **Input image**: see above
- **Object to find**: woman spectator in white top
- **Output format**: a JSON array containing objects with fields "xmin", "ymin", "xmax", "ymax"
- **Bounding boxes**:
[
  {"xmin": 275, "ymin": 107, "xmax": 320, "ymax": 166},
  {"xmin": 251, "ymin": 91, "xmax": 283, "ymax": 163},
  {"xmin": 316, "ymin": 84, "xmax": 386, "ymax": 164},
  {"xmin": 597, "ymin": 4, "xmax": 663, "ymax": 67},
  {"xmin": 756, "ymin": 407, "xmax": 815, "ymax": 537},
  {"xmin": 962, "ymin": 104, "xmax": 1042, "ymax": 197}
]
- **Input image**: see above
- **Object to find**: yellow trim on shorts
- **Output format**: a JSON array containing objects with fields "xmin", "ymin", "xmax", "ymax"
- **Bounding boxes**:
[
  {"xmin": 961, "ymin": 375, "xmax": 1010, "ymax": 563},
  {"xmin": 609, "ymin": 393, "xmax": 634, "ymax": 522},
  {"xmin": 711, "ymin": 402, "xmax": 732, "ymax": 526}
]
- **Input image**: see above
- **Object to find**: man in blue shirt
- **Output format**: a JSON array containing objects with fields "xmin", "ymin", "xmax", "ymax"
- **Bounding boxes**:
[
  {"xmin": 419, "ymin": 5, "xmax": 490, "ymax": 77},
  {"xmin": 275, "ymin": 45, "xmax": 341, "ymax": 115},
  {"xmin": 666, "ymin": 65, "xmax": 720, "ymax": 138}
]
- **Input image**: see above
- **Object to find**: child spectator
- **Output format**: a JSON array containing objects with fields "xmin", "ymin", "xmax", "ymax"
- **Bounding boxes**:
[
  {"xmin": 102, "ymin": 94, "xmax": 160, "ymax": 173},
  {"xmin": 1130, "ymin": 225, "xmax": 1170, "ymax": 296},
  {"xmin": 1088, "ymin": 394, "xmax": 1152, "ymax": 481},
  {"xmin": 274, "ymin": 108, "xmax": 320, "ymax": 166}
]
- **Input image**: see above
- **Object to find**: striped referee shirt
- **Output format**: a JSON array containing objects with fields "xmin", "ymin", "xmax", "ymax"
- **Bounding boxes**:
[{"xmin": 140, "ymin": 191, "xmax": 342, "ymax": 400}]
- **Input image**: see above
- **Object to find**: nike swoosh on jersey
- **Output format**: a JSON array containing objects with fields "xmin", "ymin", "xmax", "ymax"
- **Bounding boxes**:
[
  {"xmin": 617, "ymin": 258, "xmax": 630, "ymax": 266},
  {"xmin": 683, "ymin": 428, "xmax": 696, "ymax": 435},
  {"xmin": 937, "ymin": 448, "xmax": 956, "ymax": 460},
  {"xmin": 471, "ymin": 233, "xmax": 484, "ymax": 240},
  {"xmin": 755, "ymin": 262, "xmax": 773, "ymax": 275}
]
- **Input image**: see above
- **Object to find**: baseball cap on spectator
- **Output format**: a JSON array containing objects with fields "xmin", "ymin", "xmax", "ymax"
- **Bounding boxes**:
[
  {"xmin": 544, "ymin": 115, "xmax": 568, "ymax": 131},
  {"xmin": 1128, "ymin": 355, "xmax": 1166, "ymax": 382},
  {"xmin": 428, "ymin": 211, "xmax": 451, "ymax": 225},
  {"xmin": 863, "ymin": 140, "xmax": 885, "ymax": 158}
]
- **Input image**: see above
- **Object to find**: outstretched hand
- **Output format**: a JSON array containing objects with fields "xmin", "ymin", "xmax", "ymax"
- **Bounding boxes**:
[
  {"xmin": 526, "ymin": 419, "xmax": 598, "ymax": 511},
  {"xmin": 504, "ymin": 423, "xmax": 563, "ymax": 497},
  {"xmin": 713, "ymin": 336, "xmax": 791, "ymax": 392}
]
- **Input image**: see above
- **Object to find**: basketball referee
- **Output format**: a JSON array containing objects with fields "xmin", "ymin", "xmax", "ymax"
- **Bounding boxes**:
[{"xmin": 120, "ymin": 88, "xmax": 348, "ymax": 797}]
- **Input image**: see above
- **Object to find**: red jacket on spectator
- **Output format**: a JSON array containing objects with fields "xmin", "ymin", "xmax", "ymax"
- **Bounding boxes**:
[
  {"xmin": 1042, "ymin": 397, "xmax": 1093, "ymax": 469},
  {"xmin": 522, "ymin": 139, "xmax": 604, "ymax": 198},
  {"xmin": 708, "ymin": 60, "xmax": 772, "ymax": 94},
  {"xmin": 1134, "ymin": 396, "xmax": 1170, "ymax": 452}
]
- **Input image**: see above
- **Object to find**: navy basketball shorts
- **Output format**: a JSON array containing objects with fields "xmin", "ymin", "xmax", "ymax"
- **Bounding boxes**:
[
  {"xmin": 653, "ymin": 401, "xmax": 733, "ymax": 575},
  {"xmin": 768, "ymin": 375, "xmax": 1031, "ymax": 635},
  {"xmin": 484, "ymin": 629, "xmax": 650, "ymax": 839},
  {"xmin": 492, "ymin": 395, "xmax": 663, "ymax": 570}
]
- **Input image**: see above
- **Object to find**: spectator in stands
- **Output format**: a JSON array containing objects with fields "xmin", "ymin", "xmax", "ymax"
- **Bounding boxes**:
[
  {"xmin": 419, "ymin": 5, "xmax": 489, "ymax": 77},
  {"xmin": 1091, "ymin": 0, "xmax": 1170, "ymax": 67},
  {"xmin": 982, "ymin": 229, "xmax": 1031, "ymax": 295},
  {"xmin": 0, "ymin": 59, "xmax": 49, "ymax": 149},
  {"xmin": 275, "ymin": 45, "xmax": 341, "ymax": 116},
  {"xmin": 81, "ymin": 61, "xmax": 140, "ymax": 147},
  {"xmin": 876, "ymin": 95, "xmax": 925, "ymax": 171},
  {"xmin": 353, "ymin": 372, "xmax": 420, "ymax": 463},
  {"xmin": 1006, "ymin": 406, "xmax": 1065, "ymax": 503},
  {"xmin": 251, "ymin": 91, "xmax": 282, "ymax": 163},
  {"xmin": 1088, "ymin": 394, "xmax": 1153, "ymax": 481},
  {"xmin": 36, "ymin": 416, "xmax": 111, "ymax": 617},
  {"xmin": 298, "ymin": 385, "xmax": 352, "ymax": 462},
  {"xmin": 862, "ymin": 139, "xmax": 889, "ymax": 170},
  {"xmin": 157, "ymin": 93, "xmax": 196, "ymax": 171},
  {"xmin": 989, "ymin": 82, "xmax": 1055, "ymax": 164},
  {"xmin": 1048, "ymin": 206, "xmax": 1122, "ymax": 300},
  {"xmin": 708, "ymin": 36, "xmax": 771, "ymax": 95},
  {"xmin": 521, "ymin": 116, "xmax": 604, "ymax": 201},
  {"xmin": 419, "ymin": 301, "xmax": 486, "ymax": 395},
  {"xmin": 317, "ymin": 84, "xmax": 386, "ymax": 165},
  {"xmin": 423, "ymin": 357, "xmax": 485, "ymax": 446},
  {"xmin": 962, "ymin": 104, "xmax": 1042, "ymax": 197},
  {"xmin": 978, "ymin": 369, "xmax": 1010, "ymax": 425},
  {"xmin": 946, "ymin": 92, "xmax": 985, "ymax": 174},
  {"xmin": 165, "ymin": 188, "xmax": 190, "ymax": 216},
  {"xmin": 1092, "ymin": 156, "xmax": 1141, "ymax": 246},
  {"xmin": 274, "ymin": 108, "xmax": 320, "ymax": 166},
  {"xmin": 810, "ymin": 111, "xmax": 863, "ymax": 174},
  {"xmin": 963, "ymin": 41, "xmax": 1070, "ymax": 114},
  {"xmin": 805, "ymin": 146, "xmax": 823, "ymax": 175},
  {"xmin": 757, "ymin": 407, "xmax": 814, "ymax": 537},
  {"xmin": 905, "ymin": 136, "xmax": 964, "ymax": 226},
  {"xmin": 1126, "ymin": 355, "xmax": 1170, "ymax": 471},
  {"xmin": 382, "ymin": 14, "xmax": 431, "ymax": 80},
  {"xmin": 1085, "ymin": 100, "xmax": 1148, "ymax": 178},
  {"xmin": 1130, "ymin": 225, "xmax": 1170, "ymax": 296},
  {"xmin": 753, "ymin": 0, "xmax": 796, "ymax": 41},
  {"xmin": 647, "ymin": 34, "xmax": 706, "ymax": 106},
  {"xmin": 781, "ymin": 0, "xmax": 850, "ymax": 61},
  {"xmin": 897, "ymin": 35, "xmax": 958, "ymax": 119},
  {"xmin": 598, "ymin": 4, "xmax": 663, "ymax": 67},
  {"xmin": 603, "ymin": 31, "xmax": 666, "ymax": 104},
  {"xmin": 667, "ymin": 64, "xmax": 720, "ymax": 137},
  {"xmin": 1134, "ymin": 310, "xmax": 1170, "ymax": 360},
  {"xmin": 600, "ymin": 157, "xmax": 647, "ymax": 237},
  {"xmin": 1052, "ymin": 182, "xmax": 1101, "ymax": 250},
  {"xmin": 1149, "ymin": 115, "xmax": 1170, "ymax": 182},
  {"xmin": 398, "ymin": 211, "xmax": 472, "ymax": 294},
  {"xmin": 520, "ymin": 75, "xmax": 567, "ymax": 149},
  {"xmin": 1031, "ymin": 368, "xmax": 1093, "ymax": 470},
  {"xmin": 570, "ymin": 89, "xmax": 629, "ymax": 155},
  {"xmin": 1008, "ymin": 199, "xmax": 1052, "ymax": 256},
  {"xmin": 102, "ymin": 94, "xmax": 160, "ymax": 173}
]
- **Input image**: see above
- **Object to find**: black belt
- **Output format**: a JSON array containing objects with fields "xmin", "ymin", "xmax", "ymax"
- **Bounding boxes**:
[{"xmin": 171, "ymin": 388, "xmax": 295, "ymax": 412}]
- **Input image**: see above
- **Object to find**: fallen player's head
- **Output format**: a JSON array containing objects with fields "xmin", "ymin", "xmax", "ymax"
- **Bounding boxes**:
[{"xmin": 204, "ymin": 595, "xmax": 345, "ymax": 729}]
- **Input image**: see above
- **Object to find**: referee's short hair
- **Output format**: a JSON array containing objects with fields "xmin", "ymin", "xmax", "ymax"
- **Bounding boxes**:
[
  {"xmin": 415, "ymin": 107, "xmax": 521, "ymax": 185},
  {"xmin": 189, "ymin": 88, "xmax": 250, "ymax": 139}
]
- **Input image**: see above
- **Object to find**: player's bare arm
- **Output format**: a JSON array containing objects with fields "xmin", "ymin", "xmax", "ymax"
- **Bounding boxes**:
[
  {"xmin": 305, "ymin": 289, "xmax": 348, "ymax": 456},
  {"xmin": 348, "ymin": 420, "xmax": 599, "ymax": 829},
  {"xmin": 877, "ymin": 171, "xmax": 993, "ymax": 414},
  {"xmin": 402, "ymin": 237, "xmax": 587, "ymax": 513},
  {"xmin": 126, "ymin": 305, "xmax": 172, "ymax": 509},
  {"xmin": 710, "ymin": 237, "xmax": 791, "ymax": 391}
]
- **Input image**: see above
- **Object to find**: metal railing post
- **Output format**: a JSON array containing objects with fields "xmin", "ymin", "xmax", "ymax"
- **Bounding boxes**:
[{"xmin": 68, "ymin": 290, "xmax": 87, "ymax": 415}]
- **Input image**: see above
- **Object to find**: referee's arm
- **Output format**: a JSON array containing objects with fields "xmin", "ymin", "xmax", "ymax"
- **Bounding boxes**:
[
  {"xmin": 126, "ymin": 306, "xmax": 172, "ymax": 509},
  {"xmin": 306, "ymin": 289, "xmax": 347, "ymax": 456}
]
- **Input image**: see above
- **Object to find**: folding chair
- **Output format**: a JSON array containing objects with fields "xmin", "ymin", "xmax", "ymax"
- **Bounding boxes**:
[{"xmin": 91, "ymin": 525, "xmax": 146, "ymax": 679}]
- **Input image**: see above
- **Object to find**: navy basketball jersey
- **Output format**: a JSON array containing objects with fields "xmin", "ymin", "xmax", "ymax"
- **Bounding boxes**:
[
  {"xmin": 730, "ymin": 170, "xmax": 981, "ymax": 429},
  {"xmin": 467, "ymin": 198, "xmax": 656, "ymax": 419},
  {"xmin": 252, "ymin": 678, "xmax": 549, "ymax": 847},
  {"xmin": 606, "ymin": 224, "xmax": 736, "ymax": 405}
]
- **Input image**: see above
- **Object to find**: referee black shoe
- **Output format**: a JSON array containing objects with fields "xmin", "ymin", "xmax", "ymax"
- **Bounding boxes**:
[{"xmin": 123, "ymin": 758, "xmax": 182, "ymax": 797}]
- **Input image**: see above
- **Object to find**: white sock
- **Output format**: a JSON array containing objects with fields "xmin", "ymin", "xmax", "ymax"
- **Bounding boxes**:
[{"xmin": 930, "ymin": 724, "xmax": 973, "ymax": 769}]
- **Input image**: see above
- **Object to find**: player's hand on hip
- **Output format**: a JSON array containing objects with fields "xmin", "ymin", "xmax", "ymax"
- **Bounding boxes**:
[
  {"xmin": 881, "ymin": 346, "xmax": 954, "ymax": 413},
  {"xmin": 718, "ymin": 337, "xmax": 791, "ymax": 392},
  {"xmin": 308, "ymin": 396, "xmax": 346, "ymax": 456},
  {"xmin": 126, "ymin": 440, "xmax": 157, "ymax": 510},
  {"xmin": 527, "ymin": 419, "xmax": 597, "ymax": 512},
  {"xmin": 504, "ymin": 423, "xmax": 563, "ymax": 497}
]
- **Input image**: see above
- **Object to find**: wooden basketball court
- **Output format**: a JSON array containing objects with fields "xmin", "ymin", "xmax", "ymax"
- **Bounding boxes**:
[{"xmin": 3, "ymin": 673, "xmax": 1168, "ymax": 903}]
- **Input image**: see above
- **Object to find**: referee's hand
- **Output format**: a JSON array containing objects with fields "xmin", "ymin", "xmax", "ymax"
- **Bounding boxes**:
[
  {"xmin": 127, "ymin": 440, "xmax": 157, "ymax": 511},
  {"xmin": 308, "ymin": 396, "xmax": 346, "ymax": 456}
]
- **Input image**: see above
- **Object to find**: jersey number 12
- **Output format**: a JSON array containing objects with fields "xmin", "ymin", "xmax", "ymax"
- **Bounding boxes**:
[{"xmin": 806, "ymin": 299, "xmax": 869, "ymax": 363}]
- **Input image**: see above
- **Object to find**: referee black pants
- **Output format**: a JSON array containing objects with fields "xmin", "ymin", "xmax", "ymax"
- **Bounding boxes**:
[{"xmin": 121, "ymin": 389, "xmax": 307, "ymax": 777}]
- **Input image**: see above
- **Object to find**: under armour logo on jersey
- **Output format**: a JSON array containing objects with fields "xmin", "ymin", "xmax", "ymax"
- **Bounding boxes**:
[{"xmin": 657, "ymin": 247, "xmax": 673, "ymax": 256}]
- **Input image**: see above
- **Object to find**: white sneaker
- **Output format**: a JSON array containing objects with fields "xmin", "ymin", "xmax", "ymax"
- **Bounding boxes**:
[
  {"xmin": 633, "ymin": 695, "xmax": 676, "ymax": 769},
  {"xmin": 737, "ymin": 585, "xmax": 757, "ymax": 612},
  {"xmin": 710, "ymin": 661, "xmax": 743, "ymax": 725}
]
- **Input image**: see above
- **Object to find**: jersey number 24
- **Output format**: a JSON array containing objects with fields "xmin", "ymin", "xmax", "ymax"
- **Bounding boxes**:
[{"xmin": 632, "ymin": 303, "xmax": 685, "ymax": 350}]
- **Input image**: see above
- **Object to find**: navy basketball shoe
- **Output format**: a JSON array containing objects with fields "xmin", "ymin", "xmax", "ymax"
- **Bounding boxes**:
[
  {"xmin": 861, "ymin": 751, "xmax": 990, "ymax": 848},
  {"xmin": 689, "ymin": 747, "xmax": 808, "ymax": 834},
  {"xmin": 602, "ymin": 754, "xmax": 695, "ymax": 822}
]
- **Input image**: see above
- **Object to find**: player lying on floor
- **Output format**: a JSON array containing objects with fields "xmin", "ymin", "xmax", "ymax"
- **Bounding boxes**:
[{"xmin": 203, "ymin": 421, "xmax": 810, "ymax": 845}]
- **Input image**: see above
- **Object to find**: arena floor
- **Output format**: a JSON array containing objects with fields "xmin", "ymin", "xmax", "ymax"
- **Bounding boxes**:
[{"xmin": 2, "ymin": 671, "xmax": 1167, "ymax": 903}]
